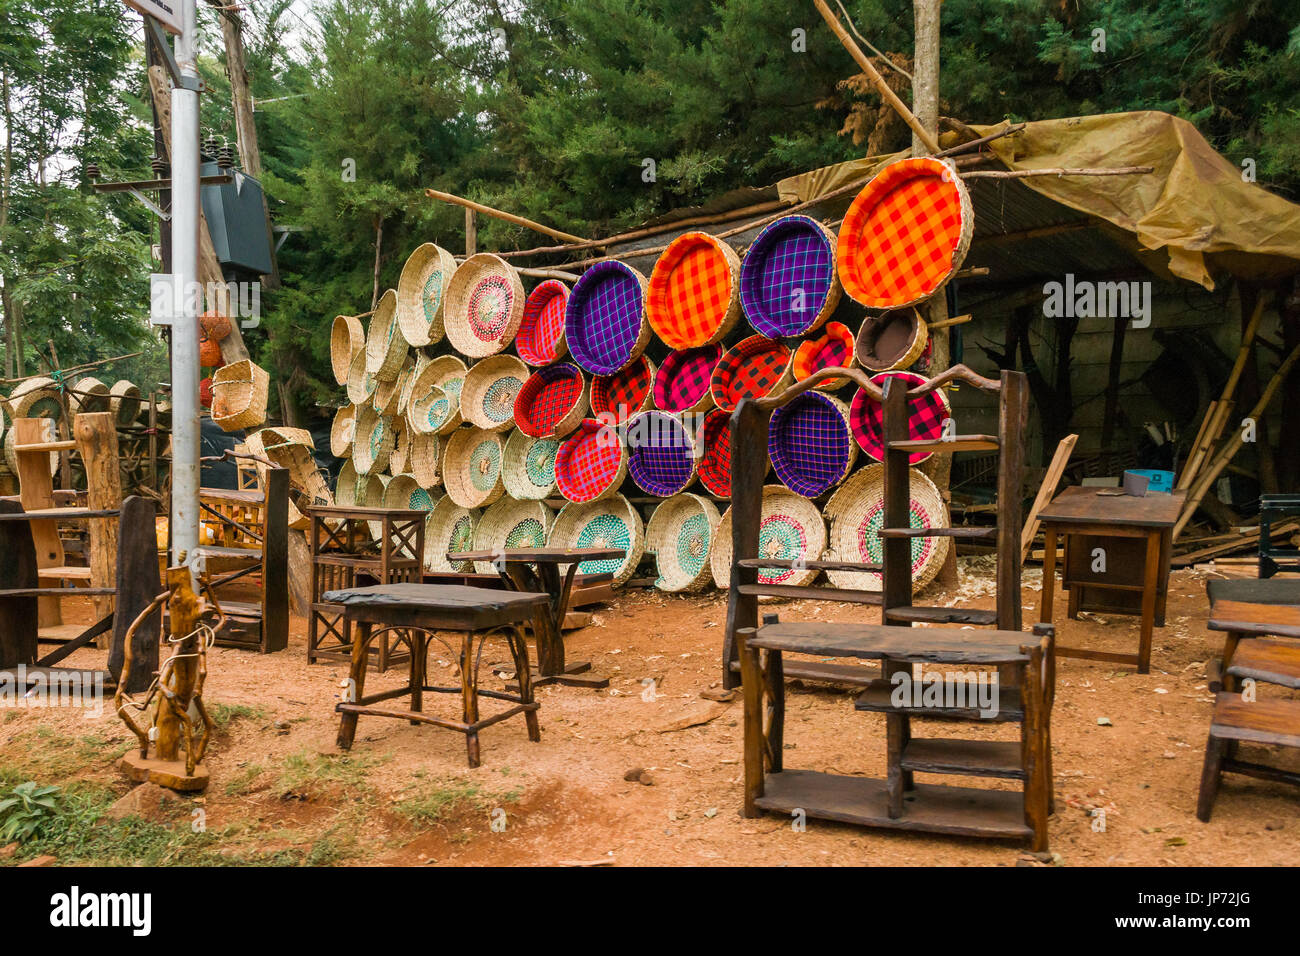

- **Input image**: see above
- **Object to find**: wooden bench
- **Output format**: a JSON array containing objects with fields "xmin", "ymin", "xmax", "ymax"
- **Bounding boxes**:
[
  {"xmin": 1197, "ymin": 692, "xmax": 1300, "ymax": 821},
  {"xmin": 1206, "ymin": 597, "xmax": 1300, "ymax": 692}
]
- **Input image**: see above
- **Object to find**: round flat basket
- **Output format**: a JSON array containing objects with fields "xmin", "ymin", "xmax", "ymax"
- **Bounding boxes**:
[
  {"xmin": 372, "ymin": 357, "xmax": 414, "ymax": 418},
  {"xmin": 517, "ymin": 280, "xmax": 569, "ymax": 366},
  {"xmin": 653, "ymin": 344, "xmax": 722, "ymax": 414},
  {"xmin": 109, "ymin": 380, "xmax": 141, "ymax": 426},
  {"xmin": 514, "ymin": 362, "xmax": 587, "ymax": 439},
  {"xmin": 645, "ymin": 231, "xmax": 741, "ymax": 348},
  {"xmin": 389, "ymin": 418, "xmax": 411, "ymax": 474},
  {"xmin": 211, "ymin": 359, "xmax": 269, "ymax": 431},
  {"xmin": 4, "ymin": 420, "xmax": 58, "ymax": 477},
  {"xmin": 503, "ymin": 429, "xmax": 560, "ymax": 500},
  {"xmin": 646, "ymin": 493, "xmax": 721, "ymax": 593},
  {"xmin": 710, "ymin": 335, "xmax": 792, "ymax": 413},
  {"xmin": 739, "ymin": 215, "xmax": 841, "ymax": 337},
  {"xmin": 445, "ymin": 253, "xmax": 525, "ymax": 357},
  {"xmin": 849, "ymin": 370, "xmax": 950, "ymax": 465},
  {"xmin": 397, "ymin": 243, "xmax": 456, "ymax": 347},
  {"xmin": 550, "ymin": 494, "xmax": 645, "ymax": 586},
  {"xmin": 824, "ymin": 464, "xmax": 950, "ymax": 591},
  {"xmin": 71, "ymin": 376, "xmax": 111, "ymax": 414},
  {"xmin": 382, "ymin": 473, "xmax": 437, "ymax": 513},
  {"xmin": 346, "ymin": 348, "xmax": 376, "ymax": 406},
  {"xmin": 351, "ymin": 406, "xmax": 395, "ymax": 475},
  {"xmin": 461, "ymin": 354, "xmax": 528, "ymax": 433},
  {"xmin": 364, "ymin": 289, "xmax": 408, "ymax": 380},
  {"xmin": 710, "ymin": 486, "xmax": 827, "ymax": 589},
  {"xmin": 442, "ymin": 426, "xmax": 506, "ymax": 509},
  {"xmin": 554, "ymin": 418, "xmax": 626, "ymax": 503},
  {"xmin": 409, "ymin": 432, "xmax": 443, "ymax": 490},
  {"xmin": 589, "ymin": 355, "xmax": 654, "ymax": 426},
  {"xmin": 334, "ymin": 458, "xmax": 362, "ymax": 507},
  {"xmin": 626, "ymin": 410, "xmax": 697, "ymax": 497},
  {"xmin": 471, "ymin": 498, "xmax": 555, "ymax": 573},
  {"xmin": 837, "ymin": 156, "xmax": 972, "ymax": 309},
  {"xmin": 696, "ymin": 407, "xmax": 741, "ymax": 498},
  {"xmin": 791, "ymin": 321, "xmax": 857, "ymax": 391},
  {"xmin": 769, "ymin": 392, "xmax": 857, "ymax": 498},
  {"xmin": 10, "ymin": 377, "xmax": 65, "ymax": 422},
  {"xmin": 565, "ymin": 261, "xmax": 650, "ymax": 375},
  {"xmin": 397, "ymin": 354, "xmax": 427, "ymax": 418},
  {"xmin": 331, "ymin": 314, "xmax": 365, "ymax": 386},
  {"xmin": 358, "ymin": 472, "xmax": 391, "ymax": 540},
  {"xmin": 855, "ymin": 309, "xmax": 928, "ymax": 372},
  {"xmin": 407, "ymin": 355, "xmax": 467, "ymax": 435},
  {"xmin": 426, "ymin": 496, "xmax": 480, "ymax": 572},
  {"xmin": 330, "ymin": 404, "xmax": 357, "ymax": 458}
]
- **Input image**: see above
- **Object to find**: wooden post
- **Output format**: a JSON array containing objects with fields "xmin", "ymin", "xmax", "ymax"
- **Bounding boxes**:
[
  {"xmin": 154, "ymin": 566, "xmax": 201, "ymax": 764},
  {"xmin": 74, "ymin": 412, "xmax": 122, "ymax": 635},
  {"xmin": 14, "ymin": 418, "xmax": 63, "ymax": 628},
  {"xmin": 465, "ymin": 208, "xmax": 477, "ymax": 257}
]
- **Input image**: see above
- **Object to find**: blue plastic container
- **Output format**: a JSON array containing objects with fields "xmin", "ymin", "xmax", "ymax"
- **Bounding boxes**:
[{"xmin": 1124, "ymin": 469, "xmax": 1174, "ymax": 494}]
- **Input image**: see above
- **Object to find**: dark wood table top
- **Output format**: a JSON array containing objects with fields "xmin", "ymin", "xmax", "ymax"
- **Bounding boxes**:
[
  {"xmin": 1038, "ymin": 486, "xmax": 1185, "ymax": 528},
  {"xmin": 1207, "ymin": 577, "xmax": 1300, "ymax": 606},
  {"xmin": 321, "ymin": 583, "xmax": 549, "ymax": 630},
  {"xmin": 748, "ymin": 622, "xmax": 1034, "ymax": 665},
  {"xmin": 447, "ymin": 547, "xmax": 626, "ymax": 566},
  {"xmin": 306, "ymin": 505, "xmax": 429, "ymax": 519}
]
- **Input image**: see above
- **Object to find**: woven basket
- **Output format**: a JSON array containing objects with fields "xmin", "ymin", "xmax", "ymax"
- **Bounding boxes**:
[
  {"xmin": 389, "ymin": 417, "xmax": 411, "ymax": 474},
  {"xmin": 357, "ymin": 472, "xmax": 391, "ymax": 540},
  {"xmin": 406, "ymin": 355, "xmax": 467, "ymax": 435},
  {"xmin": 330, "ymin": 404, "xmax": 357, "ymax": 458},
  {"xmin": 425, "ymin": 496, "xmax": 480, "ymax": 572},
  {"xmin": 331, "ymin": 315, "xmax": 365, "ymax": 386},
  {"xmin": 346, "ymin": 348, "xmax": 376, "ymax": 406},
  {"xmin": 383, "ymin": 472, "xmax": 437, "ymax": 513},
  {"xmin": 201, "ymin": 310, "xmax": 233, "ymax": 342},
  {"xmin": 364, "ymin": 288, "xmax": 408, "ymax": 380},
  {"xmin": 554, "ymin": 418, "xmax": 627, "ymax": 503},
  {"xmin": 199, "ymin": 334, "xmax": 223, "ymax": 368},
  {"xmin": 109, "ymin": 380, "xmax": 141, "ymax": 426},
  {"xmin": 646, "ymin": 493, "xmax": 721, "ymax": 593},
  {"xmin": 589, "ymin": 355, "xmax": 655, "ymax": 427},
  {"xmin": 10, "ymin": 377, "xmax": 64, "ymax": 421},
  {"xmin": 849, "ymin": 370, "xmax": 950, "ymax": 465},
  {"xmin": 824, "ymin": 463, "xmax": 950, "ymax": 592},
  {"xmin": 461, "ymin": 354, "xmax": 528, "ymax": 433},
  {"xmin": 503, "ymin": 429, "xmax": 560, "ymax": 501},
  {"xmin": 211, "ymin": 359, "xmax": 269, "ymax": 431},
  {"xmin": 372, "ymin": 357, "xmax": 414, "ymax": 418},
  {"xmin": 71, "ymin": 376, "xmax": 111, "ymax": 415},
  {"xmin": 397, "ymin": 354, "xmax": 428, "ymax": 418},
  {"xmin": 710, "ymin": 335, "xmax": 792, "ymax": 414},
  {"xmin": 397, "ymin": 243, "xmax": 456, "ymax": 347},
  {"xmin": 626, "ymin": 410, "xmax": 697, "ymax": 497},
  {"xmin": 855, "ymin": 309, "xmax": 929, "ymax": 372},
  {"xmin": 351, "ymin": 405, "xmax": 395, "ymax": 475},
  {"xmin": 4, "ymin": 419, "xmax": 58, "ymax": 477},
  {"xmin": 646, "ymin": 232, "xmax": 742, "ymax": 348},
  {"xmin": 514, "ymin": 362, "xmax": 588, "ymax": 440},
  {"xmin": 252, "ymin": 426, "xmax": 334, "ymax": 531},
  {"xmin": 409, "ymin": 431, "xmax": 444, "ymax": 490},
  {"xmin": 768, "ymin": 392, "xmax": 857, "ymax": 498},
  {"xmin": 445, "ymin": 253, "xmax": 525, "ymax": 357},
  {"xmin": 837, "ymin": 157, "xmax": 973, "ymax": 309},
  {"xmin": 791, "ymin": 321, "xmax": 857, "ymax": 391},
  {"xmin": 565, "ymin": 261, "xmax": 651, "ymax": 375},
  {"xmin": 471, "ymin": 498, "xmax": 555, "ymax": 573},
  {"xmin": 653, "ymin": 344, "xmax": 722, "ymax": 414},
  {"xmin": 740, "ymin": 215, "xmax": 841, "ymax": 337},
  {"xmin": 549, "ymin": 494, "xmax": 645, "ymax": 587},
  {"xmin": 696, "ymin": 407, "xmax": 744, "ymax": 499},
  {"xmin": 710, "ymin": 486, "xmax": 827, "ymax": 589},
  {"xmin": 517, "ymin": 280, "xmax": 569, "ymax": 366},
  {"xmin": 334, "ymin": 457, "xmax": 362, "ymax": 507},
  {"xmin": 442, "ymin": 426, "xmax": 506, "ymax": 509}
]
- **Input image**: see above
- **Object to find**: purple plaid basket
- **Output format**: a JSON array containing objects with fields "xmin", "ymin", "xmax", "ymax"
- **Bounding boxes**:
[
  {"xmin": 739, "ymin": 215, "xmax": 841, "ymax": 338},
  {"xmin": 626, "ymin": 411, "xmax": 697, "ymax": 497},
  {"xmin": 565, "ymin": 261, "xmax": 650, "ymax": 375},
  {"xmin": 768, "ymin": 391, "xmax": 856, "ymax": 498}
]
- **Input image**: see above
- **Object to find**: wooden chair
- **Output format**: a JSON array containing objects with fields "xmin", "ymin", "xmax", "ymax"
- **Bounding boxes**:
[{"xmin": 1197, "ymin": 692, "xmax": 1300, "ymax": 821}]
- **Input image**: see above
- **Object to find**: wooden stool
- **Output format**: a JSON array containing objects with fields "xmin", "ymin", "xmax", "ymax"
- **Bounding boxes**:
[
  {"xmin": 324, "ymin": 584, "xmax": 549, "ymax": 767},
  {"xmin": 1197, "ymin": 691, "xmax": 1300, "ymax": 821}
]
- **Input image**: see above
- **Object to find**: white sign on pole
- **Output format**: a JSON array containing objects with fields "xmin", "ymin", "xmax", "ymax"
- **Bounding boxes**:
[{"xmin": 123, "ymin": 0, "xmax": 182, "ymax": 35}]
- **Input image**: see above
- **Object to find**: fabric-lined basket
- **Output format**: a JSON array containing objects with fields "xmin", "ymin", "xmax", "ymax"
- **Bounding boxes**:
[
  {"xmin": 768, "ymin": 392, "xmax": 857, "ymax": 498},
  {"xmin": 471, "ymin": 498, "xmax": 555, "ymax": 573},
  {"xmin": 554, "ymin": 418, "xmax": 627, "ymax": 503},
  {"xmin": 407, "ymin": 355, "xmax": 467, "ymax": 435},
  {"xmin": 710, "ymin": 335, "xmax": 792, "ymax": 413},
  {"xmin": 516, "ymin": 280, "xmax": 569, "ymax": 366},
  {"xmin": 442, "ymin": 426, "xmax": 506, "ymax": 509},
  {"xmin": 409, "ymin": 431, "xmax": 443, "ymax": 490},
  {"xmin": 565, "ymin": 261, "xmax": 651, "ymax": 375},
  {"xmin": 646, "ymin": 493, "xmax": 721, "ymax": 593},
  {"xmin": 109, "ymin": 380, "xmax": 141, "ymax": 426},
  {"xmin": 824, "ymin": 463, "xmax": 950, "ymax": 591},
  {"xmin": 397, "ymin": 243, "xmax": 456, "ymax": 347},
  {"xmin": 855, "ymin": 309, "xmax": 929, "ymax": 372},
  {"xmin": 426, "ymin": 496, "xmax": 480, "ymax": 572},
  {"xmin": 351, "ymin": 406, "xmax": 394, "ymax": 475},
  {"xmin": 364, "ymin": 289, "xmax": 408, "ymax": 380},
  {"xmin": 709, "ymin": 486, "xmax": 827, "ymax": 589},
  {"xmin": 739, "ymin": 215, "xmax": 841, "ymax": 337},
  {"xmin": 645, "ymin": 232, "xmax": 742, "ymax": 348},
  {"xmin": 589, "ymin": 355, "xmax": 655, "ymax": 426},
  {"xmin": 513, "ymin": 362, "xmax": 588, "ymax": 439},
  {"xmin": 837, "ymin": 156, "xmax": 973, "ymax": 309},
  {"xmin": 626, "ymin": 410, "xmax": 697, "ymax": 497},
  {"xmin": 503, "ymin": 429, "xmax": 560, "ymax": 501},
  {"xmin": 211, "ymin": 359, "xmax": 269, "ymax": 431},
  {"xmin": 653, "ymin": 344, "xmax": 722, "ymax": 414},
  {"xmin": 696, "ymin": 407, "xmax": 739, "ymax": 498},
  {"xmin": 330, "ymin": 404, "xmax": 357, "ymax": 458},
  {"xmin": 791, "ymin": 321, "xmax": 857, "ymax": 391},
  {"xmin": 346, "ymin": 348, "xmax": 376, "ymax": 406},
  {"xmin": 331, "ymin": 314, "xmax": 365, "ymax": 386},
  {"xmin": 461, "ymin": 354, "xmax": 528, "ymax": 433},
  {"xmin": 849, "ymin": 370, "xmax": 950, "ymax": 465},
  {"xmin": 445, "ymin": 253, "xmax": 525, "ymax": 357},
  {"xmin": 549, "ymin": 494, "xmax": 645, "ymax": 587}
]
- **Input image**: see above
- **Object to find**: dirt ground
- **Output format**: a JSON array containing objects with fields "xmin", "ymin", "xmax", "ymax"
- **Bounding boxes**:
[{"xmin": 2, "ymin": 559, "xmax": 1297, "ymax": 867}]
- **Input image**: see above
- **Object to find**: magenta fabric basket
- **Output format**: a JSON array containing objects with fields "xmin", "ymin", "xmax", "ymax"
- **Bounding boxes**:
[
  {"xmin": 513, "ymin": 362, "xmax": 586, "ymax": 439},
  {"xmin": 516, "ymin": 280, "xmax": 569, "ymax": 366},
  {"xmin": 626, "ymin": 411, "xmax": 697, "ymax": 497},
  {"xmin": 565, "ymin": 261, "xmax": 649, "ymax": 375},
  {"xmin": 768, "ymin": 392, "xmax": 854, "ymax": 498},
  {"xmin": 849, "ymin": 370, "xmax": 949, "ymax": 464},
  {"xmin": 653, "ymin": 344, "xmax": 722, "ymax": 413}
]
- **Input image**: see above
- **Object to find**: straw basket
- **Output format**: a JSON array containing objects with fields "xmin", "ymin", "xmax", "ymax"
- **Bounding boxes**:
[
  {"xmin": 697, "ymin": 406, "xmax": 749, "ymax": 499},
  {"xmin": 70, "ymin": 376, "xmax": 111, "ymax": 415},
  {"xmin": 365, "ymin": 289, "xmax": 408, "ymax": 380},
  {"xmin": 461, "ymin": 354, "xmax": 528, "ymax": 433},
  {"xmin": 837, "ymin": 156, "xmax": 973, "ymax": 309},
  {"xmin": 514, "ymin": 362, "xmax": 587, "ymax": 440},
  {"xmin": 383, "ymin": 473, "xmax": 437, "ymax": 513},
  {"xmin": 397, "ymin": 243, "xmax": 456, "ymax": 347},
  {"xmin": 252, "ymin": 426, "xmax": 334, "ymax": 531},
  {"xmin": 397, "ymin": 354, "xmax": 428, "ymax": 418},
  {"xmin": 346, "ymin": 348, "xmax": 376, "ymax": 406},
  {"xmin": 335, "ymin": 458, "xmax": 362, "ymax": 507},
  {"xmin": 791, "ymin": 321, "xmax": 857, "ymax": 391},
  {"xmin": 330, "ymin": 404, "xmax": 357, "ymax": 458},
  {"xmin": 109, "ymin": 380, "xmax": 141, "ymax": 426},
  {"xmin": 589, "ymin": 355, "xmax": 654, "ymax": 427},
  {"xmin": 740, "ymin": 215, "xmax": 841, "ymax": 337},
  {"xmin": 211, "ymin": 359, "xmax": 269, "ymax": 431},
  {"xmin": 646, "ymin": 232, "xmax": 742, "ymax": 348},
  {"xmin": 442, "ymin": 426, "xmax": 506, "ymax": 509},
  {"xmin": 445, "ymin": 253, "xmax": 525, "ymax": 358},
  {"xmin": 351, "ymin": 406, "xmax": 395, "ymax": 475},
  {"xmin": 710, "ymin": 486, "xmax": 826, "ymax": 589},
  {"xmin": 389, "ymin": 417, "xmax": 411, "ymax": 474},
  {"xmin": 768, "ymin": 392, "xmax": 857, "ymax": 498},
  {"xmin": 409, "ymin": 431, "xmax": 444, "ymax": 490},
  {"xmin": 824, "ymin": 463, "xmax": 950, "ymax": 592},
  {"xmin": 710, "ymin": 335, "xmax": 792, "ymax": 414},
  {"xmin": 848, "ymin": 370, "xmax": 950, "ymax": 465},
  {"xmin": 517, "ymin": 280, "xmax": 569, "ymax": 366},
  {"xmin": 331, "ymin": 314, "xmax": 365, "ymax": 386},
  {"xmin": 406, "ymin": 355, "xmax": 467, "ymax": 436},
  {"xmin": 653, "ymin": 344, "xmax": 722, "ymax": 414},
  {"xmin": 358, "ymin": 472, "xmax": 391, "ymax": 540},
  {"xmin": 502, "ymin": 429, "xmax": 560, "ymax": 500},
  {"xmin": 471, "ymin": 498, "xmax": 555, "ymax": 573},
  {"xmin": 855, "ymin": 309, "xmax": 929, "ymax": 372},
  {"xmin": 625, "ymin": 410, "xmax": 697, "ymax": 497},
  {"xmin": 10, "ymin": 377, "xmax": 64, "ymax": 421},
  {"xmin": 549, "ymin": 494, "xmax": 645, "ymax": 587},
  {"xmin": 372, "ymin": 357, "xmax": 413, "ymax": 418},
  {"xmin": 554, "ymin": 418, "xmax": 627, "ymax": 504},
  {"xmin": 425, "ymin": 496, "xmax": 480, "ymax": 572},
  {"xmin": 565, "ymin": 261, "xmax": 651, "ymax": 375},
  {"xmin": 646, "ymin": 493, "xmax": 721, "ymax": 593},
  {"xmin": 4, "ymin": 419, "xmax": 58, "ymax": 477}
]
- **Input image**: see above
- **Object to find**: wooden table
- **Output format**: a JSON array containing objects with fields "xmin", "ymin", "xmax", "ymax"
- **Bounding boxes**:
[
  {"xmin": 446, "ymin": 547, "xmax": 624, "ymax": 689},
  {"xmin": 1037, "ymin": 487, "xmax": 1184, "ymax": 674}
]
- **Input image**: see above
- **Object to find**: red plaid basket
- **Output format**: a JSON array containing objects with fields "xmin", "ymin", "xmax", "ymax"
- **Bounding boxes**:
[
  {"xmin": 848, "ymin": 370, "xmax": 951, "ymax": 465},
  {"xmin": 710, "ymin": 335, "xmax": 792, "ymax": 414},
  {"xmin": 653, "ymin": 344, "xmax": 723, "ymax": 414},
  {"xmin": 697, "ymin": 407, "xmax": 740, "ymax": 498},
  {"xmin": 646, "ymin": 232, "xmax": 742, "ymax": 348},
  {"xmin": 590, "ymin": 354, "xmax": 655, "ymax": 426},
  {"xmin": 555, "ymin": 418, "xmax": 628, "ymax": 503},
  {"xmin": 513, "ymin": 362, "xmax": 588, "ymax": 440},
  {"xmin": 516, "ymin": 280, "xmax": 569, "ymax": 366},
  {"xmin": 791, "ymin": 321, "xmax": 857, "ymax": 391}
]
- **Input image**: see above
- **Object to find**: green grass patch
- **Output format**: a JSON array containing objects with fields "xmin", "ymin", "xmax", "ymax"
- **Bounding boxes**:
[
  {"xmin": 275, "ymin": 750, "xmax": 381, "ymax": 800},
  {"xmin": 207, "ymin": 703, "xmax": 266, "ymax": 731},
  {"xmin": 394, "ymin": 778, "xmax": 521, "ymax": 826}
]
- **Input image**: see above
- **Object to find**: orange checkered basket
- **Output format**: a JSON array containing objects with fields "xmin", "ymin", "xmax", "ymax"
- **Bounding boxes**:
[{"xmin": 646, "ymin": 232, "xmax": 742, "ymax": 349}]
